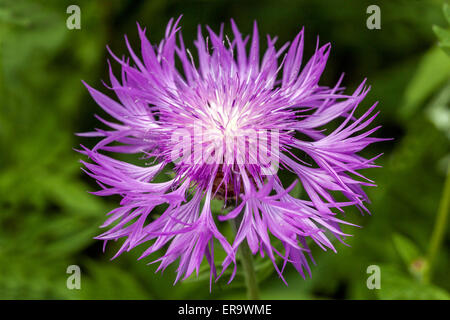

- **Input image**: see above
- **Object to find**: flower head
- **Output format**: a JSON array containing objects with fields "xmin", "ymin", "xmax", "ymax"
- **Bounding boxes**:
[{"xmin": 79, "ymin": 16, "xmax": 384, "ymax": 285}]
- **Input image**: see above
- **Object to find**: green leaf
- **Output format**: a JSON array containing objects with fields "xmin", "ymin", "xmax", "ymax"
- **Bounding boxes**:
[
  {"xmin": 392, "ymin": 234, "xmax": 427, "ymax": 280},
  {"xmin": 426, "ymin": 80, "xmax": 450, "ymax": 138},
  {"xmin": 444, "ymin": 3, "xmax": 450, "ymax": 24},
  {"xmin": 393, "ymin": 234, "xmax": 422, "ymax": 266},
  {"xmin": 433, "ymin": 3, "xmax": 450, "ymax": 56},
  {"xmin": 79, "ymin": 261, "xmax": 153, "ymax": 300},
  {"xmin": 377, "ymin": 265, "xmax": 450, "ymax": 300},
  {"xmin": 433, "ymin": 25, "xmax": 450, "ymax": 55},
  {"xmin": 401, "ymin": 47, "xmax": 450, "ymax": 118}
]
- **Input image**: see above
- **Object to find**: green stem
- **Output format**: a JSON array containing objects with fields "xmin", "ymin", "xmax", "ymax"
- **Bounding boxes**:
[
  {"xmin": 230, "ymin": 217, "xmax": 260, "ymax": 300},
  {"xmin": 424, "ymin": 163, "xmax": 450, "ymax": 283}
]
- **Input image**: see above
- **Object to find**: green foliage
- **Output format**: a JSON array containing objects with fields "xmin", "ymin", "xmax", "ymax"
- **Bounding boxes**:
[
  {"xmin": 400, "ymin": 47, "xmax": 450, "ymax": 118},
  {"xmin": 433, "ymin": 3, "xmax": 450, "ymax": 55},
  {"xmin": 0, "ymin": 0, "xmax": 449, "ymax": 300},
  {"xmin": 377, "ymin": 265, "xmax": 450, "ymax": 300}
]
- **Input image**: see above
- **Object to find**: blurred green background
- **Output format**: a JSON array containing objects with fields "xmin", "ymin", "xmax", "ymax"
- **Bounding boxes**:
[{"xmin": 0, "ymin": 0, "xmax": 449, "ymax": 300}]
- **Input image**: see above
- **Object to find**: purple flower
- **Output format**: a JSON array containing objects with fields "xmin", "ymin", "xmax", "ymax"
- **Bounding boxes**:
[{"xmin": 79, "ymin": 17, "xmax": 384, "ymax": 286}]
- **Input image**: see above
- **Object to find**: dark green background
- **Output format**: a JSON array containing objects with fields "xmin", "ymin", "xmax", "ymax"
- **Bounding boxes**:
[{"xmin": 0, "ymin": 0, "xmax": 449, "ymax": 299}]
